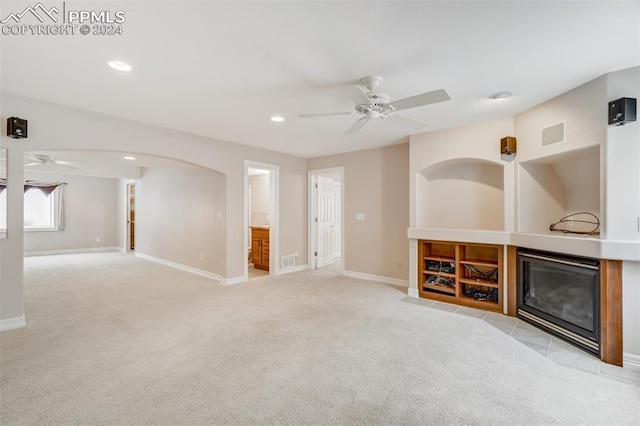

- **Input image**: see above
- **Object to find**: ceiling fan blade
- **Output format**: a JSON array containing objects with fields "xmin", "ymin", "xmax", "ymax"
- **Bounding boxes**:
[
  {"xmin": 345, "ymin": 117, "xmax": 369, "ymax": 135},
  {"xmin": 54, "ymin": 160, "xmax": 82, "ymax": 169},
  {"xmin": 348, "ymin": 84, "xmax": 374, "ymax": 106},
  {"xmin": 386, "ymin": 113, "xmax": 429, "ymax": 130},
  {"xmin": 298, "ymin": 112, "xmax": 356, "ymax": 118},
  {"xmin": 388, "ymin": 89, "xmax": 450, "ymax": 111}
]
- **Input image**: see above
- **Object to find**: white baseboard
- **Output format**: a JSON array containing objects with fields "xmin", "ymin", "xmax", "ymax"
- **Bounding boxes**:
[
  {"xmin": 0, "ymin": 315, "xmax": 25, "ymax": 331},
  {"xmin": 276, "ymin": 264, "xmax": 308, "ymax": 275},
  {"xmin": 223, "ymin": 276, "xmax": 245, "ymax": 286},
  {"xmin": 25, "ymin": 247, "xmax": 121, "ymax": 257},
  {"xmin": 343, "ymin": 270, "xmax": 409, "ymax": 287},
  {"xmin": 135, "ymin": 252, "xmax": 223, "ymax": 282},
  {"xmin": 623, "ymin": 353, "xmax": 640, "ymax": 371},
  {"xmin": 407, "ymin": 288, "xmax": 419, "ymax": 298}
]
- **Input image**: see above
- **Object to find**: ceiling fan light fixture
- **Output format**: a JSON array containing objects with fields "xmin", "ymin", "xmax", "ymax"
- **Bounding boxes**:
[
  {"xmin": 298, "ymin": 75, "xmax": 450, "ymax": 135},
  {"xmin": 108, "ymin": 60, "xmax": 132, "ymax": 72},
  {"xmin": 270, "ymin": 115, "xmax": 284, "ymax": 122},
  {"xmin": 489, "ymin": 91, "xmax": 512, "ymax": 101}
]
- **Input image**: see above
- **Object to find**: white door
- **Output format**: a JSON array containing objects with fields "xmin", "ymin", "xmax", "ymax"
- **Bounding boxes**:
[{"xmin": 316, "ymin": 175, "xmax": 335, "ymax": 268}]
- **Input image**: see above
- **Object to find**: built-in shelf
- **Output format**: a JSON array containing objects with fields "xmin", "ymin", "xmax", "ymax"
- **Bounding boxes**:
[
  {"xmin": 418, "ymin": 240, "xmax": 503, "ymax": 312},
  {"xmin": 409, "ymin": 229, "xmax": 640, "ymax": 262},
  {"xmin": 518, "ymin": 145, "xmax": 600, "ymax": 237}
]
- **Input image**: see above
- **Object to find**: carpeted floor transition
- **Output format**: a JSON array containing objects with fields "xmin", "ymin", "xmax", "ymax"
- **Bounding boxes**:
[{"xmin": 1, "ymin": 252, "xmax": 638, "ymax": 425}]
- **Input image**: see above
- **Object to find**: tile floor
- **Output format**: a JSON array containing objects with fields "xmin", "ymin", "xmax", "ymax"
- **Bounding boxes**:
[{"xmin": 403, "ymin": 297, "xmax": 640, "ymax": 386}]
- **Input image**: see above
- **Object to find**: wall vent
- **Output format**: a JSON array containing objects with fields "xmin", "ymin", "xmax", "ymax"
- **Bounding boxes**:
[
  {"xmin": 541, "ymin": 121, "xmax": 565, "ymax": 146},
  {"xmin": 282, "ymin": 255, "xmax": 295, "ymax": 269}
]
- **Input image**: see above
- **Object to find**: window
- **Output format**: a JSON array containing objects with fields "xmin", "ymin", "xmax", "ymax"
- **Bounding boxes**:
[
  {"xmin": 24, "ymin": 187, "xmax": 56, "ymax": 229},
  {"xmin": 0, "ymin": 185, "xmax": 63, "ymax": 231}
]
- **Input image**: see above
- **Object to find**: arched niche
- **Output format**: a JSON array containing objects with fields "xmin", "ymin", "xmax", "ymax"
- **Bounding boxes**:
[{"xmin": 416, "ymin": 158, "xmax": 505, "ymax": 231}]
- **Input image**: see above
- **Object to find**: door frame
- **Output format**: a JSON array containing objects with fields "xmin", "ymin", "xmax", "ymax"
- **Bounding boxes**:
[
  {"xmin": 308, "ymin": 167, "xmax": 344, "ymax": 272},
  {"xmin": 244, "ymin": 160, "xmax": 280, "ymax": 280}
]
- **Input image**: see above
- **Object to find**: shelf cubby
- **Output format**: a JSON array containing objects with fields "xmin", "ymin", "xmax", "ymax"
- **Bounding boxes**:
[{"xmin": 418, "ymin": 240, "xmax": 503, "ymax": 312}]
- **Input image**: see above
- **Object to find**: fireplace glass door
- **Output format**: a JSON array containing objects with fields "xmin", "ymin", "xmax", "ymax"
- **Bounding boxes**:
[{"xmin": 518, "ymin": 249, "xmax": 600, "ymax": 354}]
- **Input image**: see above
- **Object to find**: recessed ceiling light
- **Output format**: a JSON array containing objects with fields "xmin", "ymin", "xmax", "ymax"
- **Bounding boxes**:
[
  {"xmin": 123, "ymin": 156, "xmax": 136, "ymax": 161},
  {"xmin": 108, "ymin": 61, "xmax": 132, "ymax": 72},
  {"xmin": 270, "ymin": 115, "xmax": 284, "ymax": 122},
  {"xmin": 489, "ymin": 91, "xmax": 512, "ymax": 101}
]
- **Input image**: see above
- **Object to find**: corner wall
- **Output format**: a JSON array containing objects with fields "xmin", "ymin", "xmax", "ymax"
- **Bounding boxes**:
[
  {"xmin": 308, "ymin": 143, "xmax": 410, "ymax": 281},
  {"xmin": 136, "ymin": 167, "xmax": 226, "ymax": 277}
]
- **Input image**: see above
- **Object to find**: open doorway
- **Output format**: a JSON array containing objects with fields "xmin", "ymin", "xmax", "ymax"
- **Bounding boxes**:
[
  {"xmin": 126, "ymin": 182, "xmax": 136, "ymax": 252},
  {"xmin": 244, "ymin": 161, "xmax": 279, "ymax": 280},
  {"xmin": 308, "ymin": 167, "xmax": 344, "ymax": 272}
]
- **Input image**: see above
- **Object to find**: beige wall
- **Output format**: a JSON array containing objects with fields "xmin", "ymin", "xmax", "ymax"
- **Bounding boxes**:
[
  {"xmin": 279, "ymin": 169, "xmax": 307, "ymax": 267},
  {"xmin": 23, "ymin": 171, "xmax": 120, "ymax": 253},
  {"xmin": 137, "ymin": 167, "xmax": 226, "ymax": 276},
  {"xmin": 309, "ymin": 143, "xmax": 410, "ymax": 280},
  {"xmin": 423, "ymin": 161, "xmax": 504, "ymax": 230}
]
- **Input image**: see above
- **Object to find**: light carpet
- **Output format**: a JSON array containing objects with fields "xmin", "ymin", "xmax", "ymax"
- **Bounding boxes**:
[{"xmin": 1, "ymin": 252, "xmax": 638, "ymax": 425}]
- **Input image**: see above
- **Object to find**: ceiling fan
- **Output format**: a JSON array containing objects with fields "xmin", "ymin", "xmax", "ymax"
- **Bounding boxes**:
[
  {"xmin": 25, "ymin": 153, "xmax": 81, "ymax": 169},
  {"xmin": 298, "ymin": 75, "xmax": 450, "ymax": 134}
]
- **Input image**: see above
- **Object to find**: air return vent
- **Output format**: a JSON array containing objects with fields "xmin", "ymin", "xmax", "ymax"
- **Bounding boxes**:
[
  {"xmin": 282, "ymin": 255, "xmax": 295, "ymax": 269},
  {"xmin": 541, "ymin": 121, "xmax": 565, "ymax": 146}
]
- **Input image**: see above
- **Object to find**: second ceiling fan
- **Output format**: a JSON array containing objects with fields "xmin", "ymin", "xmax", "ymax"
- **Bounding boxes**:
[{"xmin": 298, "ymin": 76, "xmax": 450, "ymax": 134}]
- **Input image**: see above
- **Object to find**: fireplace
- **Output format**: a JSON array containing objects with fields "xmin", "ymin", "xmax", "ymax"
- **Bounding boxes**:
[{"xmin": 517, "ymin": 249, "xmax": 600, "ymax": 356}]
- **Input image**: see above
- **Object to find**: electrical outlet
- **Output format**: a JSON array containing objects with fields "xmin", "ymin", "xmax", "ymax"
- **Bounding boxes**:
[
  {"xmin": 96, "ymin": 237, "xmax": 101, "ymax": 243},
  {"xmin": 200, "ymin": 253, "xmax": 204, "ymax": 261},
  {"xmin": 356, "ymin": 213, "xmax": 365, "ymax": 221},
  {"xmin": 294, "ymin": 251, "xmax": 299, "ymax": 258}
]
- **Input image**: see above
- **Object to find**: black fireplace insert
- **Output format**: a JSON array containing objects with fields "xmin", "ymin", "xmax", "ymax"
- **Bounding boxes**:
[{"xmin": 517, "ymin": 248, "xmax": 600, "ymax": 356}]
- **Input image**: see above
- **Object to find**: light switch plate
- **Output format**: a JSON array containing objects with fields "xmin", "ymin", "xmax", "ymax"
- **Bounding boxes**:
[{"xmin": 356, "ymin": 213, "xmax": 365, "ymax": 221}]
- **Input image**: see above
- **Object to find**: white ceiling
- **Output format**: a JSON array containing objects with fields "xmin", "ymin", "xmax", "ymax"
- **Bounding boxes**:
[{"xmin": 2, "ymin": 1, "xmax": 639, "ymax": 159}]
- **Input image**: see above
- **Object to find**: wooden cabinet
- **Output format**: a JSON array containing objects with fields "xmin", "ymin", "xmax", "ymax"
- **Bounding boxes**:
[
  {"xmin": 418, "ymin": 240, "xmax": 503, "ymax": 312},
  {"xmin": 251, "ymin": 227, "xmax": 269, "ymax": 271}
]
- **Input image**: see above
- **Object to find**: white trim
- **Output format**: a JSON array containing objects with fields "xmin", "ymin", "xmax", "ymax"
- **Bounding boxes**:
[
  {"xmin": 24, "ymin": 247, "xmax": 122, "ymax": 257},
  {"xmin": 343, "ymin": 270, "xmax": 409, "ymax": 287},
  {"xmin": 135, "ymin": 252, "xmax": 223, "ymax": 282},
  {"xmin": 276, "ymin": 264, "xmax": 309, "ymax": 275},
  {"xmin": 0, "ymin": 315, "xmax": 25, "ymax": 331},
  {"xmin": 223, "ymin": 276, "xmax": 245, "ymax": 286},
  {"xmin": 623, "ymin": 353, "xmax": 640, "ymax": 371},
  {"xmin": 407, "ymin": 288, "xmax": 419, "ymax": 298}
]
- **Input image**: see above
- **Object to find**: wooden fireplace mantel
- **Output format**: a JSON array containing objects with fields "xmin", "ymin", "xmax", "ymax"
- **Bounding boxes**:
[{"xmin": 506, "ymin": 246, "xmax": 623, "ymax": 366}]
